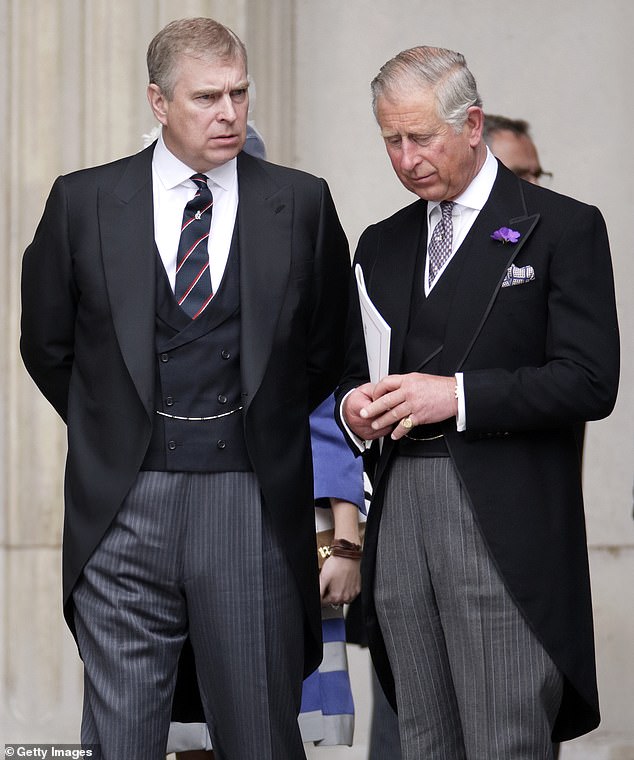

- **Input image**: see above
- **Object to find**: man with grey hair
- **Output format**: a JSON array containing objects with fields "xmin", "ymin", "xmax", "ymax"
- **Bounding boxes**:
[
  {"xmin": 337, "ymin": 45, "xmax": 619, "ymax": 758},
  {"xmin": 21, "ymin": 16, "xmax": 349, "ymax": 760}
]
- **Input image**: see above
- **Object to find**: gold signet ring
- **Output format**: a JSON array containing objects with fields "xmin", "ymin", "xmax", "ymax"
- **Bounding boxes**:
[{"xmin": 401, "ymin": 416, "xmax": 413, "ymax": 430}]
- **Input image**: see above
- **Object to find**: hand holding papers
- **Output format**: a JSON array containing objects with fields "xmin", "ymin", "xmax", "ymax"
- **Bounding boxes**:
[
  {"xmin": 355, "ymin": 264, "xmax": 391, "ymax": 384},
  {"xmin": 353, "ymin": 264, "xmax": 391, "ymax": 453}
]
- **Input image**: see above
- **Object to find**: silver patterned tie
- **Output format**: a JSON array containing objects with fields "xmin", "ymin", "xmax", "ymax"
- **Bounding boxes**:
[{"xmin": 427, "ymin": 200, "xmax": 455, "ymax": 287}]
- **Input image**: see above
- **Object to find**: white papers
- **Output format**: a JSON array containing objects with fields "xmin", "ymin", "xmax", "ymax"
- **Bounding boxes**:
[{"xmin": 355, "ymin": 263, "xmax": 391, "ymax": 384}]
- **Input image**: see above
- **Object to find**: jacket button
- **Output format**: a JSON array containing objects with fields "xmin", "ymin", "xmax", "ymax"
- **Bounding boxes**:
[
  {"xmin": 217, "ymin": 440, "xmax": 226, "ymax": 450},
  {"xmin": 221, "ymin": 349, "xmax": 231, "ymax": 360},
  {"xmin": 168, "ymin": 440, "xmax": 177, "ymax": 451},
  {"xmin": 160, "ymin": 353, "xmax": 170, "ymax": 363},
  {"xmin": 165, "ymin": 396, "xmax": 174, "ymax": 407},
  {"xmin": 217, "ymin": 394, "xmax": 227, "ymax": 404}
]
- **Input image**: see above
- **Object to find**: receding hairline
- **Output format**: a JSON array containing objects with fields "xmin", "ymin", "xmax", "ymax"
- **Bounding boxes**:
[
  {"xmin": 370, "ymin": 45, "xmax": 482, "ymax": 130},
  {"xmin": 147, "ymin": 17, "xmax": 248, "ymax": 98}
]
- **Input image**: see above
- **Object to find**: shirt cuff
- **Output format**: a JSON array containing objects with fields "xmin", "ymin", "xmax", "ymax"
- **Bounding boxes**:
[
  {"xmin": 340, "ymin": 389, "xmax": 372, "ymax": 452},
  {"xmin": 455, "ymin": 373, "xmax": 466, "ymax": 431}
]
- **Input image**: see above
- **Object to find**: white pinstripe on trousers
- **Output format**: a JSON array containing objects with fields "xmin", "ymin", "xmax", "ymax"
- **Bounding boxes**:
[
  {"xmin": 375, "ymin": 456, "xmax": 563, "ymax": 760},
  {"xmin": 73, "ymin": 470, "xmax": 307, "ymax": 760}
]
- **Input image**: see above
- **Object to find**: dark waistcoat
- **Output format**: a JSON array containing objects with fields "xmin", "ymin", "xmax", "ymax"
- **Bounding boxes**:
[
  {"xmin": 398, "ymin": 240, "xmax": 469, "ymax": 456},
  {"xmin": 141, "ymin": 238, "xmax": 251, "ymax": 473}
]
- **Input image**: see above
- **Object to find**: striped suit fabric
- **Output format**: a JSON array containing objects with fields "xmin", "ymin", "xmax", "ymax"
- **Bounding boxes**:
[
  {"xmin": 74, "ymin": 469, "xmax": 306, "ymax": 760},
  {"xmin": 374, "ymin": 456, "xmax": 563, "ymax": 760}
]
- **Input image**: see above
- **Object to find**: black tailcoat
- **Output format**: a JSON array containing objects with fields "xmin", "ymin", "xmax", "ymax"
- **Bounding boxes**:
[
  {"xmin": 21, "ymin": 146, "xmax": 351, "ymax": 677},
  {"xmin": 336, "ymin": 163, "xmax": 619, "ymax": 741}
]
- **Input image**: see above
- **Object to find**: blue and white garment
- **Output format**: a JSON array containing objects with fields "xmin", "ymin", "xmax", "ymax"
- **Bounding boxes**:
[
  {"xmin": 299, "ymin": 605, "xmax": 356, "ymax": 745},
  {"xmin": 298, "ymin": 393, "xmax": 365, "ymax": 746}
]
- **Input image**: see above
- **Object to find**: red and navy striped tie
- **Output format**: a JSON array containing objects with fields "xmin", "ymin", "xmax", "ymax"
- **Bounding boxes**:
[{"xmin": 175, "ymin": 173, "xmax": 214, "ymax": 319}]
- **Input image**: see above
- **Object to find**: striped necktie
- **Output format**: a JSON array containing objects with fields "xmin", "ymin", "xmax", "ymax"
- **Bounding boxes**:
[{"xmin": 175, "ymin": 173, "xmax": 214, "ymax": 319}]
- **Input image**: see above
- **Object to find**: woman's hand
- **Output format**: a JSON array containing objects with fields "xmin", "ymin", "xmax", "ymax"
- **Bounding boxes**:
[{"xmin": 319, "ymin": 554, "xmax": 361, "ymax": 606}]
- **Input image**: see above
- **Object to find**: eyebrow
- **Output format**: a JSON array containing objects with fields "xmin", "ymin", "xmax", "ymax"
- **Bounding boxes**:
[
  {"xmin": 381, "ymin": 130, "xmax": 435, "ymax": 140},
  {"xmin": 194, "ymin": 80, "xmax": 250, "ymax": 96}
]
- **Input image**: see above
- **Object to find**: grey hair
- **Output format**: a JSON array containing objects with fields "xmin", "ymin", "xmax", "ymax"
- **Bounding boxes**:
[
  {"xmin": 147, "ymin": 17, "xmax": 248, "ymax": 100},
  {"xmin": 371, "ymin": 46, "xmax": 482, "ymax": 132}
]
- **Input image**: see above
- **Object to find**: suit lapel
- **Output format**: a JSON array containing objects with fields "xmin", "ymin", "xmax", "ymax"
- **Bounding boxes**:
[
  {"xmin": 441, "ymin": 165, "xmax": 540, "ymax": 372},
  {"xmin": 363, "ymin": 200, "xmax": 427, "ymax": 373},
  {"xmin": 237, "ymin": 153, "xmax": 293, "ymax": 409},
  {"xmin": 99, "ymin": 144, "xmax": 156, "ymax": 415}
]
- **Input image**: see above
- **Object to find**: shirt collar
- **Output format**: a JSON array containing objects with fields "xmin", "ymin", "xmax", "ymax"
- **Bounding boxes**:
[
  {"xmin": 152, "ymin": 131, "xmax": 237, "ymax": 191},
  {"xmin": 428, "ymin": 146, "xmax": 498, "ymax": 216}
]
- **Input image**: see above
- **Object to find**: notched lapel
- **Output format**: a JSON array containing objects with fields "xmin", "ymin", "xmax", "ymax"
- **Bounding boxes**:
[{"xmin": 99, "ymin": 149, "xmax": 156, "ymax": 416}]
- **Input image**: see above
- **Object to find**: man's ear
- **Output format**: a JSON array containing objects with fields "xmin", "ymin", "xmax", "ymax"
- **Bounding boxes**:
[
  {"xmin": 466, "ymin": 106, "xmax": 484, "ymax": 147},
  {"xmin": 147, "ymin": 83, "xmax": 168, "ymax": 126}
]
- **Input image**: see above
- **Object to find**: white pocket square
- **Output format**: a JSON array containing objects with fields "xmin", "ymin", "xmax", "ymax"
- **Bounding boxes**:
[{"xmin": 502, "ymin": 264, "xmax": 535, "ymax": 288}]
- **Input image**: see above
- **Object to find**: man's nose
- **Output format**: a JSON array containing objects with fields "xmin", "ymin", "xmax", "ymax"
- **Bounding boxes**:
[
  {"xmin": 400, "ymin": 140, "xmax": 421, "ymax": 170},
  {"xmin": 217, "ymin": 95, "xmax": 237, "ymax": 122}
]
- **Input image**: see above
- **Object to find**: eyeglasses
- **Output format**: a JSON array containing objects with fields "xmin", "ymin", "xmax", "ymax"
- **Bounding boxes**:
[{"xmin": 515, "ymin": 168, "xmax": 553, "ymax": 187}]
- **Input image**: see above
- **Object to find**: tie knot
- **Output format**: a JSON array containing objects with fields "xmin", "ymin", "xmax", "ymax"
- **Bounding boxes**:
[
  {"xmin": 190, "ymin": 173, "xmax": 209, "ymax": 192},
  {"xmin": 440, "ymin": 200, "xmax": 454, "ymax": 220}
]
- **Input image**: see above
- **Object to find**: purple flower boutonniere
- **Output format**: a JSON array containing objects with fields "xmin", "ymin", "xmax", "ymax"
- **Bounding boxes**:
[{"xmin": 491, "ymin": 227, "xmax": 521, "ymax": 244}]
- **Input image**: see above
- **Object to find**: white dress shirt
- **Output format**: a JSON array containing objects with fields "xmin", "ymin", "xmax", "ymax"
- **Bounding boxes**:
[
  {"xmin": 429, "ymin": 148, "xmax": 498, "ymax": 429},
  {"xmin": 151, "ymin": 133, "xmax": 239, "ymax": 293},
  {"xmin": 343, "ymin": 148, "xmax": 499, "ymax": 446},
  {"xmin": 425, "ymin": 147, "xmax": 498, "ymax": 295}
]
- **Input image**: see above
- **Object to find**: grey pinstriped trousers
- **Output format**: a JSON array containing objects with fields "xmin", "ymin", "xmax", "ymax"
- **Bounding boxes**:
[
  {"xmin": 375, "ymin": 456, "xmax": 563, "ymax": 760},
  {"xmin": 73, "ymin": 470, "xmax": 306, "ymax": 760}
]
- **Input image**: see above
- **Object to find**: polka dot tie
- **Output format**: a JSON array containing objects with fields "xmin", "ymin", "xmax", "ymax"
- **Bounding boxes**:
[
  {"xmin": 428, "ymin": 200, "xmax": 455, "ymax": 287},
  {"xmin": 175, "ymin": 174, "xmax": 214, "ymax": 319}
]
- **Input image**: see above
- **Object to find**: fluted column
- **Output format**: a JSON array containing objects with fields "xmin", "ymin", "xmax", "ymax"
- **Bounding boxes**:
[{"xmin": 242, "ymin": 0, "xmax": 296, "ymax": 164}]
